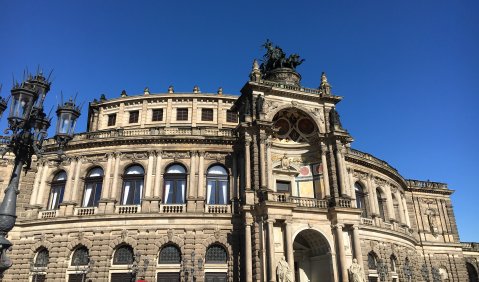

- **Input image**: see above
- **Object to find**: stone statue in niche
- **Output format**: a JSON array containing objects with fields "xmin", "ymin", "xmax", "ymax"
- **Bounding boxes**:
[
  {"xmin": 276, "ymin": 256, "xmax": 294, "ymax": 282},
  {"xmin": 349, "ymin": 258, "xmax": 366, "ymax": 282},
  {"xmin": 426, "ymin": 211, "xmax": 438, "ymax": 235}
]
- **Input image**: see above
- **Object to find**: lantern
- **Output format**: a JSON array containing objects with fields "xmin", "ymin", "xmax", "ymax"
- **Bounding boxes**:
[
  {"xmin": 8, "ymin": 82, "xmax": 37, "ymax": 125},
  {"xmin": 55, "ymin": 99, "xmax": 80, "ymax": 138}
]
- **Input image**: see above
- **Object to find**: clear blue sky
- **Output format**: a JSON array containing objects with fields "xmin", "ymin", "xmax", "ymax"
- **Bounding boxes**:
[{"xmin": 1, "ymin": 1, "xmax": 478, "ymax": 241}]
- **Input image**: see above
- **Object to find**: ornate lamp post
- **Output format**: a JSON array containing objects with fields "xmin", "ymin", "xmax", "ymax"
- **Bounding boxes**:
[
  {"xmin": 182, "ymin": 251, "xmax": 203, "ymax": 282},
  {"xmin": 0, "ymin": 71, "xmax": 81, "ymax": 276}
]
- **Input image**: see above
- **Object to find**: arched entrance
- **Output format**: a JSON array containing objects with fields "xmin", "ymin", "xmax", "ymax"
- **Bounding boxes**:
[
  {"xmin": 467, "ymin": 262, "xmax": 478, "ymax": 282},
  {"xmin": 293, "ymin": 229, "xmax": 333, "ymax": 282}
]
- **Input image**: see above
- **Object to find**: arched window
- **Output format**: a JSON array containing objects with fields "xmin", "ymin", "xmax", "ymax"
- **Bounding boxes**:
[
  {"xmin": 467, "ymin": 262, "xmax": 478, "ymax": 282},
  {"xmin": 48, "ymin": 171, "xmax": 66, "ymax": 210},
  {"xmin": 121, "ymin": 165, "xmax": 144, "ymax": 205},
  {"xmin": 367, "ymin": 252, "xmax": 378, "ymax": 270},
  {"xmin": 376, "ymin": 188, "xmax": 386, "ymax": 221},
  {"xmin": 205, "ymin": 244, "xmax": 227, "ymax": 264},
  {"xmin": 113, "ymin": 245, "xmax": 134, "ymax": 265},
  {"xmin": 71, "ymin": 246, "xmax": 89, "ymax": 266},
  {"xmin": 392, "ymin": 194, "xmax": 400, "ymax": 222},
  {"xmin": 403, "ymin": 257, "xmax": 413, "ymax": 281},
  {"xmin": 163, "ymin": 164, "xmax": 187, "ymax": 204},
  {"xmin": 206, "ymin": 165, "xmax": 229, "ymax": 205},
  {"xmin": 390, "ymin": 255, "xmax": 397, "ymax": 272},
  {"xmin": 82, "ymin": 167, "xmax": 104, "ymax": 207},
  {"xmin": 34, "ymin": 248, "xmax": 49, "ymax": 267},
  {"xmin": 158, "ymin": 245, "xmax": 181, "ymax": 264},
  {"xmin": 355, "ymin": 182, "xmax": 367, "ymax": 217}
]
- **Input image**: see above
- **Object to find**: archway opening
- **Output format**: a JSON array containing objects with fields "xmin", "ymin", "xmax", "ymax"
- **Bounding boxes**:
[
  {"xmin": 293, "ymin": 229, "xmax": 333, "ymax": 282},
  {"xmin": 467, "ymin": 262, "xmax": 478, "ymax": 282}
]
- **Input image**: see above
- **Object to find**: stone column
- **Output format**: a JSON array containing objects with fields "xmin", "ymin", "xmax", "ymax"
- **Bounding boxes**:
[
  {"xmin": 142, "ymin": 151, "xmax": 155, "ymax": 211},
  {"xmin": 367, "ymin": 175, "xmax": 379, "ymax": 216},
  {"xmin": 284, "ymin": 221, "xmax": 294, "ymax": 272},
  {"xmin": 63, "ymin": 157, "xmax": 77, "ymax": 202},
  {"xmin": 266, "ymin": 140, "xmax": 273, "ymax": 190},
  {"xmin": 335, "ymin": 224, "xmax": 348, "ymax": 282},
  {"xmin": 259, "ymin": 135, "xmax": 267, "ymax": 189},
  {"xmin": 101, "ymin": 153, "xmax": 114, "ymax": 199},
  {"xmin": 30, "ymin": 161, "xmax": 44, "ymax": 206},
  {"xmin": 245, "ymin": 222, "xmax": 253, "ymax": 282},
  {"xmin": 402, "ymin": 195, "xmax": 411, "ymax": 227},
  {"xmin": 36, "ymin": 162, "xmax": 50, "ymax": 206},
  {"xmin": 267, "ymin": 219, "xmax": 276, "ymax": 282},
  {"xmin": 152, "ymin": 150, "xmax": 163, "ymax": 212},
  {"xmin": 352, "ymin": 226, "xmax": 363, "ymax": 267},
  {"xmin": 245, "ymin": 137, "xmax": 251, "ymax": 191},
  {"xmin": 197, "ymin": 151, "xmax": 205, "ymax": 211},
  {"xmin": 385, "ymin": 184, "xmax": 395, "ymax": 221},
  {"xmin": 321, "ymin": 144, "xmax": 330, "ymax": 198},
  {"xmin": 109, "ymin": 152, "xmax": 121, "ymax": 204},
  {"xmin": 71, "ymin": 156, "xmax": 83, "ymax": 203},
  {"xmin": 187, "ymin": 151, "xmax": 197, "ymax": 212},
  {"xmin": 395, "ymin": 190, "xmax": 405, "ymax": 224},
  {"xmin": 144, "ymin": 151, "xmax": 155, "ymax": 198},
  {"xmin": 335, "ymin": 144, "xmax": 345, "ymax": 197}
]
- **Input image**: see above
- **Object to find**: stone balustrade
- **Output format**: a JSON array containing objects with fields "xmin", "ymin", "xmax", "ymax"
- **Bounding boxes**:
[
  {"xmin": 338, "ymin": 198, "xmax": 352, "ymax": 208},
  {"xmin": 116, "ymin": 205, "xmax": 140, "ymax": 214},
  {"xmin": 74, "ymin": 207, "xmax": 96, "ymax": 216},
  {"xmin": 38, "ymin": 210, "xmax": 58, "ymax": 219},
  {"xmin": 361, "ymin": 217, "xmax": 413, "ymax": 237},
  {"xmin": 160, "ymin": 204, "xmax": 186, "ymax": 213},
  {"xmin": 205, "ymin": 204, "xmax": 231, "ymax": 214},
  {"xmin": 461, "ymin": 242, "xmax": 479, "ymax": 251},
  {"xmin": 289, "ymin": 197, "xmax": 328, "ymax": 208},
  {"xmin": 406, "ymin": 179, "xmax": 448, "ymax": 190},
  {"xmin": 43, "ymin": 127, "xmax": 235, "ymax": 146},
  {"xmin": 361, "ymin": 217, "xmax": 374, "ymax": 225}
]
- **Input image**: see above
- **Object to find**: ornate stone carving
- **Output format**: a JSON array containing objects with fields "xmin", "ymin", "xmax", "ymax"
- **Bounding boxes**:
[
  {"xmin": 122, "ymin": 152, "xmax": 148, "ymax": 161},
  {"xmin": 276, "ymin": 256, "xmax": 294, "ymax": 282},
  {"xmin": 353, "ymin": 170, "xmax": 369, "ymax": 180},
  {"xmin": 349, "ymin": 258, "xmax": 366, "ymax": 282},
  {"xmin": 167, "ymin": 229, "xmax": 174, "ymax": 241},
  {"xmin": 374, "ymin": 177, "xmax": 387, "ymax": 187},
  {"xmin": 121, "ymin": 229, "xmax": 128, "ymax": 240}
]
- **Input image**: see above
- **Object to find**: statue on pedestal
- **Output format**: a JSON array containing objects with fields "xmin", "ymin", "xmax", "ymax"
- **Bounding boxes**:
[
  {"xmin": 349, "ymin": 258, "xmax": 366, "ymax": 282},
  {"xmin": 277, "ymin": 256, "xmax": 294, "ymax": 282}
]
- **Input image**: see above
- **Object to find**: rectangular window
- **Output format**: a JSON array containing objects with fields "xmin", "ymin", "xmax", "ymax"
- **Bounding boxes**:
[
  {"xmin": 152, "ymin": 109, "xmax": 163, "ymax": 121},
  {"xmin": 276, "ymin": 181, "xmax": 291, "ymax": 193},
  {"xmin": 176, "ymin": 108, "xmax": 188, "ymax": 121},
  {"xmin": 129, "ymin": 111, "xmax": 139, "ymax": 123},
  {"xmin": 107, "ymin": 114, "xmax": 116, "ymax": 126},
  {"xmin": 201, "ymin": 108, "xmax": 214, "ymax": 121},
  {"xmin": 226, "ymin": 110, "xmax": 238, "ymax": 123}
]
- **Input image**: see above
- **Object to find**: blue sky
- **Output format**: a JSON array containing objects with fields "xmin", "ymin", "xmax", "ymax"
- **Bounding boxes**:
[{"xmin": 0, "ymin": 1, "xmax": 478, "ymax": 240}]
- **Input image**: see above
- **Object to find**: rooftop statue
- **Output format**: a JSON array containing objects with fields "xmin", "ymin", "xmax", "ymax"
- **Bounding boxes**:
[{"xmin": 260, "ymin": 39, "xmax": 305, "ymax": 73}]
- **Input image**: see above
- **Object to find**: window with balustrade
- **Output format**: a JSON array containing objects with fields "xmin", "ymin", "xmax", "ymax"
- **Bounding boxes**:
[
  {"xmin": 82, "ymin": 167, "xmax": 103, "ymax": 207},
  {"xmin": 355, "ymin": 182, "xmax": 368, "ymax": 217},
  {"xmin": 205, "ymin": 244, "xmax": 227, "ymax": 264},
  {"xmin": 158, "ymin": 244, "xmax": 181, "ymax": 264},
  {"xmin": 206, "ymin": 165, "xmax": 228, "ymax": 205},
  {"xmin": 121, "ymin": 165, "xmax": 144, "ymax": 205},
  {"xmin": 113, "ymin": 245, "xmax": 134, "ymax": 265},
  {"xmin": 376, "ymin": 188, "xmax": 386, "ymax": 221},
  {"xmin": 48, "ymin": 171, "xmax": 66, "ymax": 210},
  {"xmin": 71, "ymin": 246, "xmax": 89, "ymax": 266},
  {"xmin": 163, "ymin": 164, "xmax": 187, "ymax": 204}
]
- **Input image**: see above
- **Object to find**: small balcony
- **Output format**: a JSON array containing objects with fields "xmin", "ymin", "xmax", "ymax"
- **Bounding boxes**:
[{"xmin": 361, "ymin": 217, "xmax": 413, "ymax": 236}]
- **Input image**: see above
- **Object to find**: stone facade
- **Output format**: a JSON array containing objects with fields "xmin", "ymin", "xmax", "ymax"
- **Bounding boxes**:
[{"xmin": 1, "ymin": 62, "xmax": 478, "ymax": 282}]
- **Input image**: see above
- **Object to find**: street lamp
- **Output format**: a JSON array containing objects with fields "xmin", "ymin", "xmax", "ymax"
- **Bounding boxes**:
[
  {"xmin": 182, "ymin": 251, "xmax": 203, "ymax": 282},
  {"xmin": 0, "ymin": 70, "xmax": 81, "ymax": 276}
]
